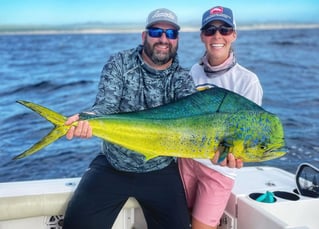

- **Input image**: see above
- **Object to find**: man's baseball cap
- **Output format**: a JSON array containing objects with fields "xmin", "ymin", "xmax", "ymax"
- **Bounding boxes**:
[{"xmin": 146, "ymin": 8, "xmax": 180, "ymax": 30}]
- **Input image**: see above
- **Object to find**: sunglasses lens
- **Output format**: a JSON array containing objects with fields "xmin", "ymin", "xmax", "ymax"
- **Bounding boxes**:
[
  {"xmin": 148, "ymin": 28, "xmax": 163, "ymax": 38},
  {"xmin": 204, "ymin": 26, "xmax": 233, "ymax": 36},
  {"xmin": 204, "ymin": 27, "xmax": 217, "ymax": 36},
  {"xmin": 148, "ymin": 28, "xmax": 178, "ymax": 39},
  {"xmin": 165, "ymin": 29, "xmax": 178, "ymax": 39},
  {"xmin": 220, "ymin": 26, "xmax": 234, "ymax": 35}
]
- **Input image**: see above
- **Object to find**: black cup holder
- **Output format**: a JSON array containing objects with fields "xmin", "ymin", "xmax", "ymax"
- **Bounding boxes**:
[
  {"xmin": 273, "ymin": 191, "xmax": 300, "ymax": 201},
  {"xmin": 249, "ymin": 191, "xmax": 300, "ymax": 203}
]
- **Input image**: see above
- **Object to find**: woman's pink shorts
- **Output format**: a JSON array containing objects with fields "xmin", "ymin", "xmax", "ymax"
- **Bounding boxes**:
[{"xmin": 179, "ymin": 158, "xmax": 234, "ymax": 227}]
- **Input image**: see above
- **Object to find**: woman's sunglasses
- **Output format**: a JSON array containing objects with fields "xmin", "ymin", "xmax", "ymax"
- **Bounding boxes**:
[
  {"xmin": 147, "ymin": 28, "xmax": 179, "ymax": 40},
  {"xmin": 203, "ymin": 25, "xmax": 234, "ymax": 36}
]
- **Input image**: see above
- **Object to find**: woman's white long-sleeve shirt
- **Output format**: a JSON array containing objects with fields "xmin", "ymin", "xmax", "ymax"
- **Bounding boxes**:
[{"xmin": 190, "ymin": 61, "xmax": 263, "ymax": 179}]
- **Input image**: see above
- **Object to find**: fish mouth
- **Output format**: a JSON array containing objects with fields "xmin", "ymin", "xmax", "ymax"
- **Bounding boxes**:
[{"xmin": 261, "ymin": 146, "xmax": 287, "ymax": 161}]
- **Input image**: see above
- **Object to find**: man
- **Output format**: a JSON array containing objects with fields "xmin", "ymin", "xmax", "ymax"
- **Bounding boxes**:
[{"xmin": 63, "ymin": 8, "xmax": 194, "ymax": 229}]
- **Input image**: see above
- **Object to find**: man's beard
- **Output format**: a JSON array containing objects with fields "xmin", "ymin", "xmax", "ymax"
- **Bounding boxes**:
[{"xmin": 143, "ymin": 40, "xmax": 178, "ymax": 66}]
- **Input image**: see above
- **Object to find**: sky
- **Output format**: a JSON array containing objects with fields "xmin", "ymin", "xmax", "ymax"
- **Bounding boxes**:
[{"xmin": 1, "ymin": 0, "xmax": 319, "ymax": 27}]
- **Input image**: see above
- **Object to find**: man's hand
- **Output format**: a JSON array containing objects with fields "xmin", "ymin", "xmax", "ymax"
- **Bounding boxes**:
[
  {"xmin": 65, "ymin": 114, "xmax": 93, "ymax": 140},
  {"xmin": 210, "ymin": 151, "xmax": 243, "ymax": 169}
]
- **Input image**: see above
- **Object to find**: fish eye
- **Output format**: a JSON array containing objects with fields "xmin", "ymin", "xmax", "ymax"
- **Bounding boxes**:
[{"xmin": 260, "ymin": 143, "xmax": 268, "ymax": 150}]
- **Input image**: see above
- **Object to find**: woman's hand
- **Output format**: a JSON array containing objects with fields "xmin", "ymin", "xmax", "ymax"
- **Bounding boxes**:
[{"xmin": 210, "ymin": 151, "xmax": 244, "ymax": 169}]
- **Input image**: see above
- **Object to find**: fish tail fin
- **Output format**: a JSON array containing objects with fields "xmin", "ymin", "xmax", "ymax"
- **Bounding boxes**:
[
  {"xmin": 13, "ymin": 101, "xmax": 68, "ymax": 160},
  {"xmin": 13, "ymin": 126, "xmax": 68, "ymax": 160},
  {"xmin": 17, "ymin": 100, "xmax": 67, "ymax": 124}
]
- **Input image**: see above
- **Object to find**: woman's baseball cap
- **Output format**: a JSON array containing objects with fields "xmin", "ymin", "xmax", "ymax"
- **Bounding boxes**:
[{"xmin": 201, "ymin": 6, "xmax": 236, "ymax": 30}]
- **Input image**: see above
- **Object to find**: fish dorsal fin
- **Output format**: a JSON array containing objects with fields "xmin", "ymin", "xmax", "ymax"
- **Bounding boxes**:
[
  {"xmin": 114, "ymin": 87, "xmax": 264, "ymax": 120},
  {"xmin": 211, "ymin": 87, "xmax": 263, "ymax": 113}
]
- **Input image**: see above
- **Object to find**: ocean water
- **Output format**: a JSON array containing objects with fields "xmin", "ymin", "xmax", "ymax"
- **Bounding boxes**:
[{"xmin": 0, "ymin": 28, "xmax": 318, "ymax": 182}]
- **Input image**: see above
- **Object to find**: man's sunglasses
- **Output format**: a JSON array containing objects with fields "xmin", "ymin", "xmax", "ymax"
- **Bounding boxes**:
[
  {"xmin": 147, "ymin": 28, "xmax": 179, "ymax": 40},
  {"xmin": 203, "ymin": 25, "xmax": 234, "ymax": 36}
]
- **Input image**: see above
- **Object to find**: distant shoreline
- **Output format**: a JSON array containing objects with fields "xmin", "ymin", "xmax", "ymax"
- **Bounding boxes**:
[{"xmin": 1, "ymin": 23, "xmax": 318, "ymax": 35}]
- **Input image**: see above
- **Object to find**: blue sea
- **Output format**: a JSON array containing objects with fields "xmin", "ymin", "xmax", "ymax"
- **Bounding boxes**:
[{"xmin": 0, "ymin": 28, "xmax": 318, "ymax": 182}]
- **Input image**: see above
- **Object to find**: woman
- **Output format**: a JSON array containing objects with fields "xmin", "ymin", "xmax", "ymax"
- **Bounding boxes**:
[{"xmin": 179, "ymin": 6, "xmax": 263, "ymax": 229}]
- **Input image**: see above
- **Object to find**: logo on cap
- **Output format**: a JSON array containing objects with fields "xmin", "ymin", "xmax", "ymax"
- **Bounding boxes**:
[
  {"xmin": 152, "ymin": 11, "xmax": 176, "ymax": 20},
  {"xmin": 210, "ymin": 7, "xmax": 223, "ymax": 15}
]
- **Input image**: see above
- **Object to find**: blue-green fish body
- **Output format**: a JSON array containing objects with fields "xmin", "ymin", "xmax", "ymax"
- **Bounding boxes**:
[{"xmin": 14, "ymin": 87, "xmax": 286, "ymax": 162}]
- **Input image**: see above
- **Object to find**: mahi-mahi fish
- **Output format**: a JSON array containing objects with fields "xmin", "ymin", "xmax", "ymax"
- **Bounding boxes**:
[{"xmin": 14, "ymin": 87, "xmax": 286, "ymax": 162}]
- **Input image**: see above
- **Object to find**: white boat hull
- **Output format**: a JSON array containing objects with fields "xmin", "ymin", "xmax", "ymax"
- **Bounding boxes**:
[{"xmin": 0, "ymin": 166, "xmax": 318, "ymax": 229}]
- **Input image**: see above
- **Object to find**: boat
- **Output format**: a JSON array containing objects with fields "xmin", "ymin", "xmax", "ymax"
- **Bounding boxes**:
[{"xmin": 0, "ymin": 164, "xmax": 318, "ymax": 229}]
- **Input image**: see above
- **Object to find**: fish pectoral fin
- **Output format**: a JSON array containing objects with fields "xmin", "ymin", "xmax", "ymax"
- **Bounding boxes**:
[
  {"xmin": 13, "ymin": 125, "xmax": 69, "ymax": 160},
  {"xmin": 217, "ymin": 139, "xmax": 232, "ymax": 163}
]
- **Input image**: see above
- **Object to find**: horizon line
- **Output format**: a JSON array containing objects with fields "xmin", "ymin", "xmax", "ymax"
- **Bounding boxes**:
[{"xmin": 1, "ymin": 23, "xmax": 318, "ymax": 36}]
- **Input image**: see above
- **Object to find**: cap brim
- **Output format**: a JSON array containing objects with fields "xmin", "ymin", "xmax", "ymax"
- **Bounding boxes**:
[
  {"xmin": 201, "ymin": 17, "xmax": 234, "ymax": 30},
  {"xmin": 146, "ymin": 21, "xmax": 180, "ymax": 30}
]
